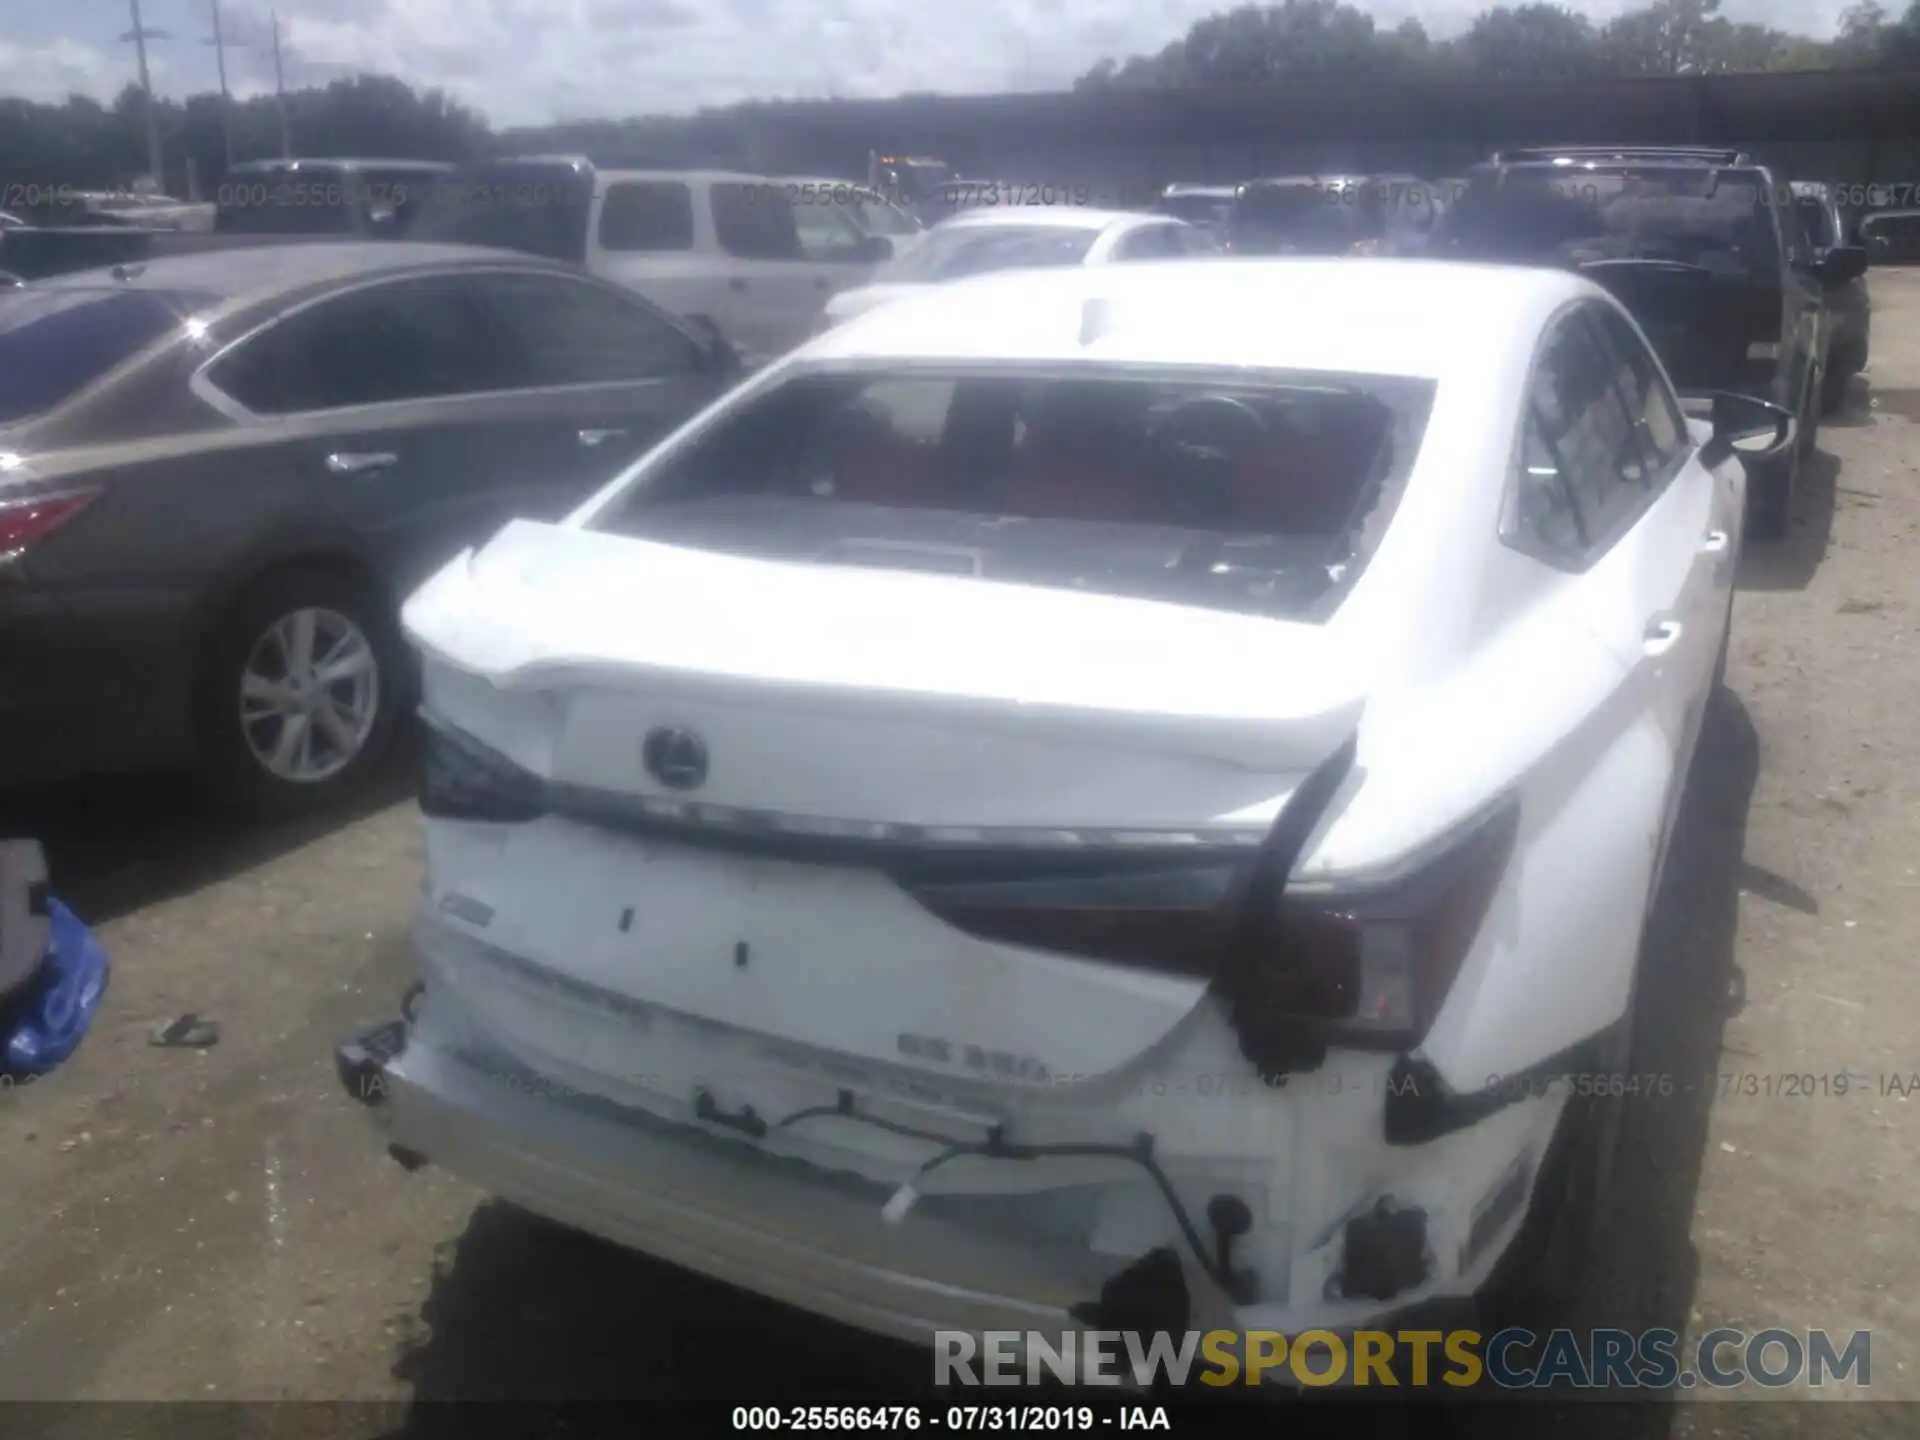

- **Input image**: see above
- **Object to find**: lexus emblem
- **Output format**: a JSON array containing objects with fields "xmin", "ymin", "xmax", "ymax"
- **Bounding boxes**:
[{"xmin": 642, "ymin": 727, "xmax": 709, "ymax": 790}]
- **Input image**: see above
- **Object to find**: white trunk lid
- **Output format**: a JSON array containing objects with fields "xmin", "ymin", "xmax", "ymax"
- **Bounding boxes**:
[{"xmin": 405, "ymin": 520, "xmax": 1365, "ymax": 831}]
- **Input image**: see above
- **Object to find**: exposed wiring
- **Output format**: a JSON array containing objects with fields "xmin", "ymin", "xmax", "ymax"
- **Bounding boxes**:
[{"xmin": 773, "ymin": 1087, "xmax": 1233, "ymax": 1296}]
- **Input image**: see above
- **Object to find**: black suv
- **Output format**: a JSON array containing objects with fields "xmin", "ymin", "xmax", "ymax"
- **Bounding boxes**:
[{"xmin": 1434, "ymin": 146, "xmax": 1868, "ymax": 539}]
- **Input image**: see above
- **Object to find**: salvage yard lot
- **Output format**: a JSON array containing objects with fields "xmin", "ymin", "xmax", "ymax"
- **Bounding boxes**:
[{"xmin": 3, "ymin": 274, "xmax": 1919, "ymax": 1430}]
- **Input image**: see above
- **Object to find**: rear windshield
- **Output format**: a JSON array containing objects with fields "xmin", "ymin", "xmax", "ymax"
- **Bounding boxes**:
[
  {"xmin": 1437, "ymin": 166, "xmax": 1782, "ymax": 276},
  {"xmin": 590, "ymin": 368, "xmax": 1435, "ymax": 620},
  {"xmin": 409, "ymin": 164, "xmax": 595, "ymax": 264},
  {"xmin": 883, "ymin": 225, "xmax": 1098, "ymax": 282},
  {"xmin": 0, "ymin": 286, "xmax": 215, "ymax": 425},
  {"xmin": 1159, "ymin": 194, "xmax": 1233, "ymax": 227}
]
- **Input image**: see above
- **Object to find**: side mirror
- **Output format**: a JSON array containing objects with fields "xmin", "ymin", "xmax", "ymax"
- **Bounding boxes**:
[
  {"xmin": 1703, "ymin": 390, "xmax": 1794, "ymax": 465},
  {"xmin": 1814, "ymin": 244, "xmax": 1868, "ymax": 287},
  {"xmin": 687, "ymin": 317, "xmax": 740, "ymax": 379}
]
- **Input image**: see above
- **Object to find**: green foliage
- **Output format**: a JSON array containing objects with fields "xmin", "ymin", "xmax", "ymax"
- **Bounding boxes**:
[
  {"xmin": 2, "ymin": 0, "xmax": 1916, "ymax": 197},
  {"xmin": 1073, "ymin": 0, "xmax": 1920, "ymax": 87}
]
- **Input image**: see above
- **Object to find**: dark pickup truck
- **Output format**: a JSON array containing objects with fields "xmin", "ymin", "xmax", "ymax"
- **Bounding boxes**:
[
  {"xmin": 1433, "ymin": 146, "xmax": 1868, "ymax": 540},
  {"xmin": 0, "ymin": 158, "xmax": 451, "ymax": 281}
]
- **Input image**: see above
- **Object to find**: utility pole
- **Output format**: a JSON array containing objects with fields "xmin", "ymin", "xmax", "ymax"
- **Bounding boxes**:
[
  {"xmin": 122, "ymin": 0, "xmax": 168, "ymax": 190},
  {"xmin": 206, "ymin": 0, "xmax": 234, "ymax": 172},
  {"xmin": 271, "ymin": 10, "xmax": 293, "ymax": 159}
]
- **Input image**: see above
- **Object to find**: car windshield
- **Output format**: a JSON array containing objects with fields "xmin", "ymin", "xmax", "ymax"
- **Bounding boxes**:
[
  {"xmin": 589, "ymin": 368, "xmax": 1434, "ymax": 621},
  {"xmin": 0, "ymin": 286, "xmax": 216, "ymax": 425},
  {"xmin": 1438, "ymin": 166, "xmax": 1782, "ymax": 276},
  {"xmin": 881, "ymin": 225, "xmax": 1098, "ymax": 282}
]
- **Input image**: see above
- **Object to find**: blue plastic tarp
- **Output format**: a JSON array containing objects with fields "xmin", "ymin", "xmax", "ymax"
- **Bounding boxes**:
[{"xmin": 2, "ymin": 897, "xmax": 110, "ymax": 1079}]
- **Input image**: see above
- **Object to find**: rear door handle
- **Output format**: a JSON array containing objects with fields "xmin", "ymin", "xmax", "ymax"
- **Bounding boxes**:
[
  {"xmin": 1699, "ymin": 529, "xmax": 1730, "ymax": 554},
  {"xmin": 1643, "ymin": 617, "xmax": 1685, "ymax": 658},
  {"xmin": 578, "ymin": 428, "xmax": 629, "ymax": 449},
  {"xmin": 325, "ymin": 451, "xmax": 398, "ymax": 475}
]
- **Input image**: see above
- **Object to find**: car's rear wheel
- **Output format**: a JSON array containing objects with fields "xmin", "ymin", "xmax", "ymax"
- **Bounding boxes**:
[
  {"xmin": 1747, "ymin": 443, "xmax": 1796, "ymax": 541},
  {"xmin": 196, "ymin": 567, "xmax": 405, "ymax": 817},
  {"xmin": 1798, "ymin": 370, "xmax": 1822, "ymax": 458}
]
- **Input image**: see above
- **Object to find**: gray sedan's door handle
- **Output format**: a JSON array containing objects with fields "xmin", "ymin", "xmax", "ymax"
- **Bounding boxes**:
[
  {"xmin": 578, "ymin": 428, "xmax": 629, "ymax": 449},
  {"xmin": 325, "ymin": 451, "xmax": 398, "ymax": 475},
  {"xmin": 1700, "ymin": 529, "xmax": 1730, "ymax": 554}
]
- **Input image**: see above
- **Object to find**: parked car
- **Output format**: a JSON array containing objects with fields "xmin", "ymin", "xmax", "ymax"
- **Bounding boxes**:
[
  {"xmin": 1790, "ymin": 181, "xmax": 1872, "ymax": 411},
  {"xmin": 410, "ymin": 157, "xmax": 890, "ymax": 365},
  {"xmin": 779, "ymin": 176, "xmax": 928, "ymax": 259},
  {"xmin": 0, "ymin": 242, "xmax": 739, "ymax": 812},
  {"xmin": 340, "ymin": 257, "xmax": 1794, "ymax": 1354},
  {"xmin": 0, "ymin": 159, "xmax": 454, "ymax": 281},
  {"xmin": 1859, "ymin": 207, "xmax": 1920, "ymax": 265},
  {"xmin": 819, "ymin": 207, "xmax": 1211, "ymax": 327},
  {"xmin": 1433, "ymin": 146, "xmax": 1865, "ymax": 539},
  {"xmin": 1156, "ymin": 183, "xmax": 1238, "ymax": 233},
  {"xmin": 1223, "ymin": 174, "xmax": 1439, "ymax": 257}
]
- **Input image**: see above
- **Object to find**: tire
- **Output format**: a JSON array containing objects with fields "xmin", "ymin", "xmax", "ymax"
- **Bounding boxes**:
[
  {"xmin": 1479, "ymin": 994, "xmax": 1635, "ymax": 1330},
  {"xmin": 195, "ymin": 566, "xmax": 406, "ymax": 818},
  {"xmin": 1711, "ymin": 586, "xmax": 1733, "ymax": 695},
  {"xmin": 1797, "ymin": 371, "xmax": 1821, "ymax": 458},
  {"xmin": 1820, "ymin": 363, "xmax": 1851, "ymax": 417},
  {"xmin": 1746, "ymin": 435, "xmax": 1797, "ymax": 542}
]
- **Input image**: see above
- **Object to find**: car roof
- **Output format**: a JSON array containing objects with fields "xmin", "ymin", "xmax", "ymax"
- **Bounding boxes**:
[
  {"xmin": 938, "ymin": 207, "xmax": 1167, "ymax": 232},
  {"xmin": 25, "ymin": 241, "xmax": 558, "ymax": 306},
  {"xmin": 800, "ymin": 258, "xmax": 1591, "ymax": 380},
  {"xmin": 226, "ymin": 157, "xmax": 452, "ymax": 173},
  {"xmin": 597, "ymin": 169, "xmax": 769, "ymax": 186}
]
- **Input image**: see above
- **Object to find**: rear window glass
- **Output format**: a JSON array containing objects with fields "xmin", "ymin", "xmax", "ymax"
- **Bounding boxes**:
[
  {"xmin": 1437, "ymin": 166, "xmax": 1782, "ymax": 275},
  {"xmin": 711, "ymin": 183, "xmax": 805, "ymax": 260},
  {"xmin": 0, "ymin": 287, "xmax": 215, "ymax": 425},
  {"xmin": 599, "ymin": 181, "xmax": 695, "ymax": 252},
  {"xmin": 885, "ymin": 225, "xmax": 1097, "ymax": 281},
  {"xmin": 1227, "ymin": 182, "xmax": 1388, "ymax": 254},
  {"xmin": 590, "ymin": 368, "xmax": 1435, "ymax": 621}
]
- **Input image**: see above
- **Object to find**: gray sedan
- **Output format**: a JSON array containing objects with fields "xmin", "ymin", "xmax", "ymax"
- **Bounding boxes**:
[{"xmin": 0, "ymin": 242, "xmax": 736, "ymax": 813}]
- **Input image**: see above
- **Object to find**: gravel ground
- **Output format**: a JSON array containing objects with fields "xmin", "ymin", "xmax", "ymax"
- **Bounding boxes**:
[{"xmin": 2, "ymin": 274, "xmax": 1918, "ymax": 1436}]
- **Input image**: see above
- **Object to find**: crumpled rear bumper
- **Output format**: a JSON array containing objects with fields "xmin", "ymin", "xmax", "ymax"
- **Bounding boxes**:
[{"xmin": 344, "ymin": 999, "xmax": 1175, "ymax": 1345}]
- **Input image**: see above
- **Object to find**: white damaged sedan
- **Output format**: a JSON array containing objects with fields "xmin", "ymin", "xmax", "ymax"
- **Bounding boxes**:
[{"xmin": 339, "ymin": 258, "xmax": 1793, "ymax": 1355}]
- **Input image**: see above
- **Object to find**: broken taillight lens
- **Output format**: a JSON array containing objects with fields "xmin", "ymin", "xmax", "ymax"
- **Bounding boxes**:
[
  {"xmin": 905, "ymin": 862, "xmax": 1253, "ymax": 977},
  {"xmin": 420, "ymin": 723, "xmax": 546, "ymax": 823},
  {"xmin": 1241, "ymin": 796, "xmax": 1520, "ymax": 1051},
  {"xmin": 0, "ymin": 488, "xmax": 99, "ymax": 562}
]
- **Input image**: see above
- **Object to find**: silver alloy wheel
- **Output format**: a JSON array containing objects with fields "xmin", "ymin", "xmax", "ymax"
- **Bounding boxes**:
[{"xmin": 237, "ymin": 606, "xmax": 380, "ymax": 783}]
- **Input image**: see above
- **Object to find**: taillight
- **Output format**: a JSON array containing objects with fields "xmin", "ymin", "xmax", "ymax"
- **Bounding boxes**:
[
  {"xmin": 420, "ymin": 723, "xmax": 546, "ymax": 823},
  {"xmin": 1232, "ymin": 797, "xmax": 1520, "ymax": 1056},
  {"xmin": 905, "ymin": 862, "xmax": 1252, "ymax": 977},
  {"xmin": 0, "ymin": 488, "xmax": 99, "ymax": 562}
]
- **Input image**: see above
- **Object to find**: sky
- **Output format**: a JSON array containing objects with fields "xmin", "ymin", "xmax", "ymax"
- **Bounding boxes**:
[{"xmin": 1, "ymin": 0, "xmax": 1851, "ymax": 128}]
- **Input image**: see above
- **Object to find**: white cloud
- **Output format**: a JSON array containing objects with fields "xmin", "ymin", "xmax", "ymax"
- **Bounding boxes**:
[
  {"xmin": 0, "ymin": 39, "xmax": 132, "ymax": 105},
  {"xmin": 3, "ymin": 0, "xmax": 1856, "ymax": 127}
]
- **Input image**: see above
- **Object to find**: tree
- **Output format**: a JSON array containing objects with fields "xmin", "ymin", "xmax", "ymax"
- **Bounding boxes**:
[
  {"xmin": 1452, "ymin": 5, "xmax": 1602, "ymax": 80},
  {"xmin": 1598, "ymin": 0, "xmax": 1728, "ymax": 74}
]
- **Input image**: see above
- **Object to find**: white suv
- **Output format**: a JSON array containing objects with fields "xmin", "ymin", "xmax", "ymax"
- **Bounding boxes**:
[{"xmin": 412, "ymin": 156, "xmax": 889, "ymax": 365}]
